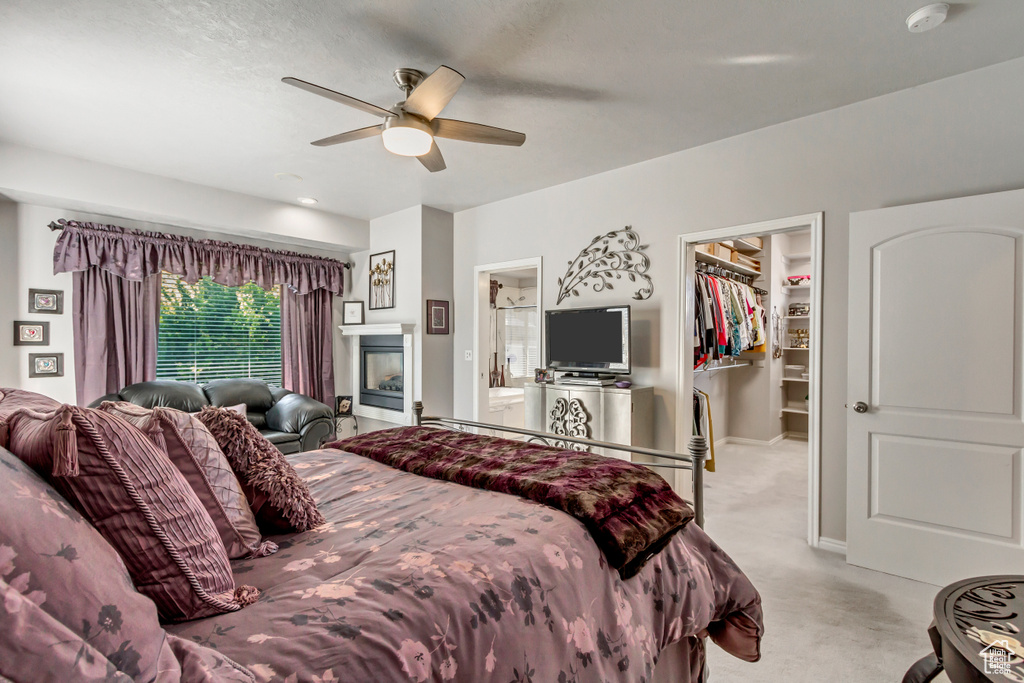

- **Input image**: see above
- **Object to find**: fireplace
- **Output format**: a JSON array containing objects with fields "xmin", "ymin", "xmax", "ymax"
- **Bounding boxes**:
[{"xmin": 360, "ymin": 335, "xmax": 404, "ymax": 411}]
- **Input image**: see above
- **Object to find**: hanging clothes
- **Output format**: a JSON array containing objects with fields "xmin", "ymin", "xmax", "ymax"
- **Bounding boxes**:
[
  {"xmin": 693, "ymin": 272, "xmax": 766, "ymax": 369},
  {"xmin": 692, "ymin": 388, "xmax": 716, "ymax": 472}
]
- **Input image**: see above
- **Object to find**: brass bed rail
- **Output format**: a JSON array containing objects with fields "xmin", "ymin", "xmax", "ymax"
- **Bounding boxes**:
[{"xmin": 412, "ymin": 401, "xmax": 708, "ymax": 528}]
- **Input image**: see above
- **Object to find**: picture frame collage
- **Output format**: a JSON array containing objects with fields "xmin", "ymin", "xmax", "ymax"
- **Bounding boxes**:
[{"xmin": 15, "ymin": 288, "xmax": 64, "ymax": 378}]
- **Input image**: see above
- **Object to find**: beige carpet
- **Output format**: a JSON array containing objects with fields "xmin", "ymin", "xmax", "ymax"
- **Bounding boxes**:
[{"xmin": 701, "ymin": 439, "xmax": 948, "ymax": 682}]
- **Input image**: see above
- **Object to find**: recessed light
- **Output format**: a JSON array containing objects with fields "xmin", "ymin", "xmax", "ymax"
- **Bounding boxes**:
[
  {"xmin": 296, "ymin": 197, "xmax": 318, "ymax": 205},
  {"xmin": 722, "ymin": 54, "xmax": 795, "ymax": 66},
  {"xmin": 907, "ymin": 4, "xmax": 948, "ymax": 33},
  {"xmin": 275, "ymin": 172, "xmax": 303, "ymax": 182}
]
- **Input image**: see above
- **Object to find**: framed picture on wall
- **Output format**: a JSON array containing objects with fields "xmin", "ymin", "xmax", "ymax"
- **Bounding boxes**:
[
  {"xmin": 13, "ymin": 321, "xmax": 49, "ymax": 346},
  {"xmin": 342, "ymin": 300, "xmax": 365, "ymax": 325},
  {"xmin": 369, "ymin": 250, "xmax": 395, "ymax": 310},
  {"xmin": 426, "ymin": 299, "xmax": 449, "ymax": 335},
  {"xmin": 29, "ymin": 353, "xmax": 63, "ymax": 377},
  {"xmin": 28, "ymin": 289, "xmax": 63, "ymax": 314}
]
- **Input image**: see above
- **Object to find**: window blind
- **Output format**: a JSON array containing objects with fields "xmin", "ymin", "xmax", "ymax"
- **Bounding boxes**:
[
  {"xmin": 156, "ymin": 272, "xmax": 282, "ymax": 385},
  {"xmin": 504, "ymin": 307, "xmax": 539, "ymax": 378}
]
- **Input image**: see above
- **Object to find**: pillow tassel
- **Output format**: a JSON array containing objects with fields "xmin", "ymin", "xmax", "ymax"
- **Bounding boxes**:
[
  {"xmin": 146, "ymin": 408, "xmax": 169, "ymax": 453},
  {"xmin": 247, "ymin": 540, "xmax": 279, "ymax": 558},
  {"xmin": 233, "ymin": 585, "xmax": 260, "ymax": 606},
  {"xmin": 52, "ymin": 406, "xmax": 79, "ymax": 477}
]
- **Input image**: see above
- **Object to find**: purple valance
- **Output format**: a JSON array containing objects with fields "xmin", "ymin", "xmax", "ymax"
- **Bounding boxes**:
[{"xmin": 51, "ymin": 219, "xmax": 348, "ymax": 295}]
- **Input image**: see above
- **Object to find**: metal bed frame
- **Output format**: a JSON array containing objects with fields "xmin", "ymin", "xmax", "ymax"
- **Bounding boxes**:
[{"xmin": 412, "ymin": 401, "xmax": 709, "ymax": 528}]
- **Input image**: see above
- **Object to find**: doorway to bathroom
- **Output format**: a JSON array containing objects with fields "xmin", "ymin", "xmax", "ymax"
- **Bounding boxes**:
[{"xmin": 471, "ymin": 257, "xmax": 543, "ymax": 431}]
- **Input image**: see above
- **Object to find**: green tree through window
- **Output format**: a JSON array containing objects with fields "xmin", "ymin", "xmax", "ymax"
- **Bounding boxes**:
[{"xmin": 156, "ymin": 272, "xmax": 282, "ymax": 385}]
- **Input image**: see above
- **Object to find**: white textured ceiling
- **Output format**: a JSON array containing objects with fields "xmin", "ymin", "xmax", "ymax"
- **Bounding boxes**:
[{"xmin": 2, "ymin": 1, "xmax": 1024, "ymax": 221}]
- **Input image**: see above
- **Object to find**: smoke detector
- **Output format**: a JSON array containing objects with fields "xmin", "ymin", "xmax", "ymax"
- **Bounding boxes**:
[{"xmin": 907, "ymin": 4, "xmax": 949, "ymax": 33}]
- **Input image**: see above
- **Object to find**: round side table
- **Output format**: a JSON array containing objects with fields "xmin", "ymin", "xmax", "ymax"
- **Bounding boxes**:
[{"xmin": 334, "ymin": 414, "xmax": 358, "ymax": 438}]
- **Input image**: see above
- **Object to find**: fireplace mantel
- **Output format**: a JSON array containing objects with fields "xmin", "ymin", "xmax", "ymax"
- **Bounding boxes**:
[
  {"xmin": 340, "ymin": 323, "xmax": 416, "ymax": 337},
  {"xmin": 339, "ymin": 323, "xmax": 416, "ymax": 425}
]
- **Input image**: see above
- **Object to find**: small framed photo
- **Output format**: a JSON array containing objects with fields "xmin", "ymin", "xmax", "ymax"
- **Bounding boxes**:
[
  {"xmin": 13, "ymin": 321, "xmax": 49, "ymax": 346},
  {"xmin": 28, "ymin": 289, "xmax": 63, "ymax": 314},
  {"xmin": 342, "ymin": 300, "xmax": 365, "ymax": 325},
  {"xmin": 368, "ymin": 250, "xmax": 395, "ymax": 310},
  {"xmin": 335, "ymin": 395, "xmax": 353, "ymax": 416},
  {"xmin": 426, "ymin": 299, "xmax": 449, "ymax": 335},
  {"xmin": 29, "ymin": 353, "xmax": 63, "ymax": 378},
  {"xmin": 534, "ymin": 368, "xmax": 553, "ymax": 383}
]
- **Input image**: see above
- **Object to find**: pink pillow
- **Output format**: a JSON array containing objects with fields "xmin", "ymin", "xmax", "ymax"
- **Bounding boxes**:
[
  {"xmin": 1, "ymin": 405, "xmax": 259, "ymax": 622},
  {"xmin": 196, "ymin": 406, "xmax": 325, "ymax": 533},
  {"xmin": 0, "ymin": 387, "xmax": 60, "ymax": 421},
  {"xmin": 98, "ymin": 401, "xmax": 276, "ymax": 559}
]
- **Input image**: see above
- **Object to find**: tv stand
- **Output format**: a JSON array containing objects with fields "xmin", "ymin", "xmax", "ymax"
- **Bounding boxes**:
[
  {"xmin": 525, "ymin": 383, "xmax": 653, "ymax": 459},
  {"xmin": 557, "ymin": 374, "xmax": 616, "ymax": 386}
]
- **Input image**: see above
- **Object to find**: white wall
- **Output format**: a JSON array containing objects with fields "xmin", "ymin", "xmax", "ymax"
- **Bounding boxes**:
[
  {"xmin": 453, "ymin": 56, "xmax": 1024, "ymax": 542},
  {"xmin": 336, "ymin": 205, "xmax": 454, "ymax": 430}
]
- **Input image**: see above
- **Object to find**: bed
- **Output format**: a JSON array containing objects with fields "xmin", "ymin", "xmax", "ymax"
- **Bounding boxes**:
[{"xmin": 162, "ymin": 403, "xmax": 763, "ymax": 682}]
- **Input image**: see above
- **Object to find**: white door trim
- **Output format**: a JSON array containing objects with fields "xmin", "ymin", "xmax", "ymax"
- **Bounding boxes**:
[
  {"xmin": 676, "ymin": 212, "xmax": 825, "ymax": 547},
  {"xmin": 472, "ymin": 257, "xmax": 543, "ymax": 422}
]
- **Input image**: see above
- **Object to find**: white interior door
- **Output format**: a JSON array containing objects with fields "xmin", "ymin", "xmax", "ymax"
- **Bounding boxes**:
[{"xmin": 847, "ymin": 188, "xmax": 1024, "ymax": 586}]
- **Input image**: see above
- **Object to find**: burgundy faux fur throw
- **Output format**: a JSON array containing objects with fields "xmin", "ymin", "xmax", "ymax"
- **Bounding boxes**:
[
  {"xmin": 326, "ymin": 426, "xmax": 694, "ymax": 579},
  {"xmin": 197, "ymin": 406, "xmax": 325, "ymax": 533}
]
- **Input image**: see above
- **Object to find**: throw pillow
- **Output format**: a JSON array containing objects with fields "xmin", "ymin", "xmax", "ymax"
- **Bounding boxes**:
[
  {"xmin": 0, "ymin": 446, "xmax": 177, "ymax": 680},
  {"xmin": 97, "ymin": 402, "xmax": 276, "ymax": 559},
  {"xmin": 196, "ymin": 406, "xmax": 325, "ymax": 533},
  {"xmin": 0, "ymin": 387, "xmax": 60, "ymax": 421},
  {"xmin": 1, "ymin": 405, "xmax": 259, "ymax": 622}
]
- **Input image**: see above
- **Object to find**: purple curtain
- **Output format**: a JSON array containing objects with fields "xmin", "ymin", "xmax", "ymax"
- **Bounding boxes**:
[
  {"xmin": 72, "ymin": 268, "xmax": 159, "ymax": 406},
  {"xmin": 281, "ymin": 288, "xmax": 335, "ymax": 404},
  {"xmin": 52, "ymin": 220, "xmax": 347, "ymax": 294}
]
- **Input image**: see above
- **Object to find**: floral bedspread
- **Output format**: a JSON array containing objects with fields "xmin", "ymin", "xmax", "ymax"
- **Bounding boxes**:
[{"xmin": 166, "ymin": 449, "xmax": 762, "ymax": 682}]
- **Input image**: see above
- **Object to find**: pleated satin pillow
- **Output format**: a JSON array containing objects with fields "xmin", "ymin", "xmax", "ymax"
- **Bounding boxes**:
[
  {"xmin": 196, "ymin": 406, "xmax": 325, "ymax": 534},
  {"xmin": 1, "ymin": 405, "xmax": 259, "ymax": 622},
  {"xmin": 97, "ymin": 402, "xmax": 277, "ymax": 560}
]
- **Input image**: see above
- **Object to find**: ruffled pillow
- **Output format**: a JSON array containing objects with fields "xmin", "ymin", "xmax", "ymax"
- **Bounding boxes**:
[{"xmin": 196, "ymin": 406, "xmax": 324, "ymax": 533}]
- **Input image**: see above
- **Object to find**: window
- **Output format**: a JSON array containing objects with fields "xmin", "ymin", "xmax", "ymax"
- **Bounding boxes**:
[
  {"xmin": 156, "ymin": 272, "xmax": 282, "ymax": 385},
  {"xmin": 504, "ymin": 307, "xmax": 539, "ymax": 379}
]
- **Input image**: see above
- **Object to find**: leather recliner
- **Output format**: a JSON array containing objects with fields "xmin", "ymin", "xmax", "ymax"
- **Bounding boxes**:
[{"xmin": 89, "ymin": 379, "xmax": 334, "ymax": 454}]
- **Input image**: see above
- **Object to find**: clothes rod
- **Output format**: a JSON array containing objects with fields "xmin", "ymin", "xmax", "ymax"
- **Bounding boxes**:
[{"xmin": 694, "ymin": 360, "xmax": 752, "ymax": 374}]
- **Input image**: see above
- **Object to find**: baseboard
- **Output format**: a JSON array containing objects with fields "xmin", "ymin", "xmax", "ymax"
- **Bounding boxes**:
[
  {"xmin": 817, "ymin": 537, "xmax": 847, "ymax": 555},
  {"xmin": 718, "ymin": 433, "xmax": 788, "ymax": 447},
  {"xmin": 784, "ymin": 430, "xmax": 808, "ymax": 441}
]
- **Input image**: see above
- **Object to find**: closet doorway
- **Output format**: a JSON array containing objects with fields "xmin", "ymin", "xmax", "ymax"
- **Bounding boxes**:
[
  {"xmin": 471, "ymin": 258, "xmax": 543, "ymax": 430},
  {"xmin": 675, "ymin": 213, "xmax": 824, "ymax": 547}
]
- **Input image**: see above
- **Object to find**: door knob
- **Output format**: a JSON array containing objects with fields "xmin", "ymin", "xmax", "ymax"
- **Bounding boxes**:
[{"xmin": 853, "ymin": 402, "xmax": 869, "ymax": 413}]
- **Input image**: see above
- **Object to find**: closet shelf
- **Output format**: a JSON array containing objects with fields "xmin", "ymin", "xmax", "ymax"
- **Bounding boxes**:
[
  {"xmin": 781, "ymin": 405, "xmax": 809, "ymax": 415},
  {"xmin": 695, "ymin": 250, "xmax": 761, "ymax": 278},
  {"xmin": 782, "ymin": 252, "xmax": 811, "ymax": 265},
  {"xmin": 784, "ymin": 315, "xmax": 809, "ymax": 320},
  {"xmin": 731, "ymin": 238, "xmax": 762, "ymax": 255},
  {"xmin": 783, "ymin": 347, "xmax": 810, "ymax": 351},
  {"xmin": 694, "ymin": 360, "xmax": 752, "ymax": 374},
  {"xmin": 782, "ymin": 283, "xmax": 810, "ymax": 290},
  {"xmin": 782, "ymin": 377, "xmax": 809, "ymax": 383}
]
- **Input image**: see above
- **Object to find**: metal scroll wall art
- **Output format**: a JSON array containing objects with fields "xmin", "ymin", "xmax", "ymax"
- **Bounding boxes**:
[
  {"xmin": 549, "ymin": 398, "xmax": 591, "ymax": 452},
  {"xmin": 555, "ymin": 226, "xmax": 653, "ymax": 304}
]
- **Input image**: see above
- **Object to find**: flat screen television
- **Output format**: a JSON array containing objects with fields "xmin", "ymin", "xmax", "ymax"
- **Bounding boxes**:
[{"xmin": 545, "ymin": 305, "xmax": 631, "ymax": 375}]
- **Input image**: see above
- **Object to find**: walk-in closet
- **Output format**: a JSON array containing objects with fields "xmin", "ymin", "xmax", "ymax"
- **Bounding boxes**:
[{"xmin": 692, "ymin": 230, "xmax": 813, "ymax": 447}]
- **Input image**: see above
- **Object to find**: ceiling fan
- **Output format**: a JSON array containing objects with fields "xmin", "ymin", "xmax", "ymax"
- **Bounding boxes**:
[{"xmin": 282, "ymin": 66, "xmax": 526, "ymax": 172}]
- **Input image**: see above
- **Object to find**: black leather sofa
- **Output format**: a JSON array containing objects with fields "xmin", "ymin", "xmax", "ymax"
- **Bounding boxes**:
[{"xmin": 89, "ymin": 379, "xmax": 335, "ymax": 454}]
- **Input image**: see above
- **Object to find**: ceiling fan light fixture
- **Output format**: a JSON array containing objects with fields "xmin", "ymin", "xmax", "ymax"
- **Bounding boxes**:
[{"xmin": 381, "ymin": 115, "xmax": 433, "ymax": 157}]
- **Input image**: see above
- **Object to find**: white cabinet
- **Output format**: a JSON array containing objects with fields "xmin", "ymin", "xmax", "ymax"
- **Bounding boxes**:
[{"xmin": 524, "ymin": 383, "xmax": 653, "ymax": 460}]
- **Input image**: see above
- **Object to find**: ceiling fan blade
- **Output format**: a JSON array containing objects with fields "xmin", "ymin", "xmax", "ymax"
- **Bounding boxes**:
[
  {"xmin": 403, "ymin": 65, "xmax": 465, "ymax": 121},
  {"xmin": 417, "ymin": 142, "xmax": 446, "ymax": 172},
  {"xmin": 310, "ymin": 125, "xmax": 382, "ymax": 147},
  {"xmin": 282, "ymin": 77, "xmax": 394, "ymax": 119},
  {"xmin": 432, "ymin": 118, "xmax": 526, "ymax": 146}
]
